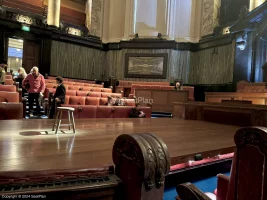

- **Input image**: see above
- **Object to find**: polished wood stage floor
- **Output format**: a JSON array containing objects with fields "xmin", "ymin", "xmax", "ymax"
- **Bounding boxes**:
[{"xmin": 0, "ymin": 118, "xmax": 239, "ymax": 171}]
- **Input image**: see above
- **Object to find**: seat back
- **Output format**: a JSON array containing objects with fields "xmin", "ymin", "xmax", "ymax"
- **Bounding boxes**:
[
  {"xmin": 5, "ymin": 79, "xmax": 14, "ymax": 85},
  {"xmin": 0, "ymin": 85, "xmax": 16, "ymax": 92},
  {"xmin": 0, "ymin": 103, "xmax": 23, "ymax": 119},
  {"xmin": 226, "ymin": 127, "xmax": 267, "ymax": 200},
  {"xmin": 68, "ymin": 96, "xmax": 85, "ymax": 105},
  {"xmin": 0, "ymin": 91, "xmax": 19, "ymax": 102}
]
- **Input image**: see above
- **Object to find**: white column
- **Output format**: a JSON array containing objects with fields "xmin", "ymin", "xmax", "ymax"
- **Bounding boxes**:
[
  {"xmin": 85, "ymin": 0, "xmax": 92, "ymax": 32},
  {"xmin": 123, "ymin": 0, "xmax": 136, "ymax": 40},
  {"xmin": 47, "ymin": 0, "xmax": 61, "ymax": 27},
  {"xmin": 106, "ymin": 0, "xmax": 126, "ymax": 43},
  {"xmin": 165, "ymin": 0, "xmax": 176, "ymax": 40}
]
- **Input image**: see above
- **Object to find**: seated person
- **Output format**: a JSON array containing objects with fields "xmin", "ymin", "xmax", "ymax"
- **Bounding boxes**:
[
  {"xmin": 105, "ymin": 96, "xmax": 114, "ymax": 106},
  {"xmin": 129, "ymin": 103, "xmax": 145, "ymax": 118},
  {"xmin": 114, "ymin": 96, "xmax": 125, "ymax": 106},
  {"xmin": 49, "ymin": 76, "xmax": 66, "ymax": 119}
]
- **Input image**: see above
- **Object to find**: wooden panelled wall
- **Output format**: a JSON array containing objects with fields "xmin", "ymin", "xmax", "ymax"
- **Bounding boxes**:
[
  {"xmin": 50, "ymin": 41, "xmax": 107, "ymax": 80},
  {"xmin": 50, "ymin": 40, "xmax": 236, "ymax": 84},
  {"xmin": 188, "ymin": 41, "xmax": 235, "ymax": 84},
  {"xmin": 106, "ymin": 49, "xmax": 190, "ymax": 82}
]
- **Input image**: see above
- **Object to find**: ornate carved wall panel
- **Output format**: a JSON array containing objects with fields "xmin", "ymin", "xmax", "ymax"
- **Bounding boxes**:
[
  {"xmin": 90, "ymin": 0, "xmax": 102, "ymax": 37},
  {"xmin": 50, "ymin": 40, "xmax": 107, "ymax": 80},
  {"xmin": 106, "ymin": 49, "xmax": 190, "ymax": 82},
  {"xmin": 202, "ymin": 0, "xmax": 221, "ymax": 36},
  {"xmin": 189, "ymin": 41, "xmax": 235, "ymax": 84}
]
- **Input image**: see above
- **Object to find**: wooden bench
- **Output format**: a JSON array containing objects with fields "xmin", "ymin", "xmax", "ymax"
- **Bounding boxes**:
[
  {"xmin": 205, "ymin": 92, "xmax": 267, "ymax": 105},
  {"xmin": 136, "ymin": 89, "xmax": 188, "ymax": 112},
  {"xmin": 173, "ymin": 101, "xmax": 267, "ymax": 127}
]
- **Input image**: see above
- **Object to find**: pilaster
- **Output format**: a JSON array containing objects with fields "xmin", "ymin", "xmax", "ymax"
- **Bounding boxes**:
[
  {"xmin": 47, "ymin": 0, "xmax": 61, "ymax": 27},
  {"xmin": 201, "ymin": 0, "xmax": 221, "ymax": 37}
]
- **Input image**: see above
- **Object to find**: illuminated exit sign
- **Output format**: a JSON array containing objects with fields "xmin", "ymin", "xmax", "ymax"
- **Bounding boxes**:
[{"xmin": 21, "ymin": 25, "xmax": 30, "ymax": 32}]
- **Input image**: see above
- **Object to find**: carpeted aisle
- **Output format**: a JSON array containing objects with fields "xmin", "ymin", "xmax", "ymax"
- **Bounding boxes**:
[{"xmin": 164, "ymin": 172, "xmax": 230, "ymax": 200}]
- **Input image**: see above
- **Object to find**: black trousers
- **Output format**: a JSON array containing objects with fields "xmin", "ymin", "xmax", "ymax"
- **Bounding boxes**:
[
  {"xmin": 49, "ymin": 99, "xmax": 61, "ymax": 119},
  {"xmin": 28, "ymin": 93, "xmax": 41, "ymax": 114}
]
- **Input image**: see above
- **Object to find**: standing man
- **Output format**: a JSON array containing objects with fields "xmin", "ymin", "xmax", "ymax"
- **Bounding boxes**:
[{"xmin": 22, "ymin": 66, "xmax": 45, "ymax": 116}]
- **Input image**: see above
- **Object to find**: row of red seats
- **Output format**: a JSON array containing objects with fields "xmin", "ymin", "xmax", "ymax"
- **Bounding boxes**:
[
  {"xmin": 46, "ymin": 89, "xmax": 122, "ymax": 99},
  {"xmin": 118, "ymin": 80, "xmax": 170, "ymax": 87},
  {"xmin": 45, "ymin": 84, "xmax": 110, "ymax": 93},
  {"xmin": 60, "ymin": 105, "xmax": 151, "ymax": 119},
  {"xmin": 63, "ymin": 96, "xmax": 135, "ymax": 106},
  {"xmin": 45, "ymin": 81, "xmax": 103, "ymax": 88},
  {"xmin": 46, "ymin": 76, "xmax": 95, "ymax": 84}
]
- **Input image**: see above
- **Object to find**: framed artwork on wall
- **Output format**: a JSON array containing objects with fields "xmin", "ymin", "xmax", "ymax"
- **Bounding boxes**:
[{"xmin": 124, "ymin": 53, "xmax": 168, "ymax": 79}]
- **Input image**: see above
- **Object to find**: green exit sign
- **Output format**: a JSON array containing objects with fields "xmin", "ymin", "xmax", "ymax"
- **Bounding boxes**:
[{"xmin": 21, "ymin": 25, "xmax": 30, "ymax": 32}]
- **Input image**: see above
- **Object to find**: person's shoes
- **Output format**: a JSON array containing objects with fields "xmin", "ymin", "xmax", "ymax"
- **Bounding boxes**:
[{"xmin": 29, "ymin": 113, "xmax": 33, "ymax": 117}]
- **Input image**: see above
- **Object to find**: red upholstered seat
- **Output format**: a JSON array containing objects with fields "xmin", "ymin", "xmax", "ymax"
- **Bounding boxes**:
[
  {"xmin": 68, "ymin": 86, "xmax": 81, "ymax": 91},
  {"xmin": 0, "ymin": 91, "xmax": 19, "ymax": 102},
  {"xmin": 100, "ymin": 98, "xmax": 107, "ymax": 105},
  {"xmin": 101, "ymin": 93, "xmax": 122, "ymax": 98},
  {"xmin": 112, "ymin": 106, "xmax": 132, "ymax": 118},
  {"xmin": 88, "ymin": 92, "xmax": 101, "ymax": 97},
  {"xmin": 84, "ymin": 83, "xmax": 97, "ymax": 86},
  {"xmin": 96, "ymin": 106, "xmax": 114, "ymax": 118},
  {"xmin": 66, "ymin": 90, "xmax": 76, "ymax": 96},
  {"xmin": 89, "ymin": 87, "xmax": 102, "ymax": 92},
  {"xmin": 0, "ymin": 85, "xmax": 16, "ymax": 92},
  {"xmin": 101, "ymin": 88, "xmax": 112, "ymax": 93},
  {"xmin": 80, "ymin": 86, "xmax": 92, "ymax": 91},
  {"xmin": 68, "ymin": 96, "xmax": 85, "ymax": 105},
  {"xmin": 85, "ymin": 97, "xmax": 100, "ymax": 106},
  {"xmin": 46, "ymin": 83, "xmax": 57, "ymax": 88},
  {"xmin": 5, "ymin": 79, "xmax": 14, "ymax": 85},
  {"xmin": 45, "ymin": 79, "xmax": 56, "ymax": 83},
  {"xmin": 78, "ymin": 106, "xmax": 97, "ymax": 118},
  {"xmin": 176, "ymin": 127, "xmax": 267, "ymax": 200},
  {"xmin": 64, "ymin": 96, "xmax": 70, "ymax": 104},
  {"xmin": 72, "ymin": 82, "xmax": 84, "ymax": 86},
  {"xmin": 0, "ymin": 103, "xmax": 23, "ymax": 119},
  {"xmin": 5, "ymin": 75, "xmax": 12, "ymax": 79},
  {"xmin": 76, "ymin": 91, "xmax": 89, "ymax": 96}
]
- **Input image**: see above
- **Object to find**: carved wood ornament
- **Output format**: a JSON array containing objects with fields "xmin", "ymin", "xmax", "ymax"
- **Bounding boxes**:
[{"xmin": 112, "ymin": 133, "xmax": 170, "ymax": 200}]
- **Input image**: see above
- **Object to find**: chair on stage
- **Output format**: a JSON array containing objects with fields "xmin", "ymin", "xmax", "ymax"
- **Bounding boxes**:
[
  {"xmin": 176, "ymin": 127, "xmax": 267, "ymax": 200},
  {"xmin": 52, "ymin": 107, "xmax": 76, "ymax": 134}
]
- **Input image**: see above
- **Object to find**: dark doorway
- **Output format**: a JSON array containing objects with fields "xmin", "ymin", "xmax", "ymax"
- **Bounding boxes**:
[{"xmin": 23, "ymin": 40, "xmax": 40, "ymax": 74}]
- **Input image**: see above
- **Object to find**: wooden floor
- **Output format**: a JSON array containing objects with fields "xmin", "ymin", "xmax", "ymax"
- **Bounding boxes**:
[{"xmin": 0, "ymin": 118, "xmax": 240, "ymax": 171}]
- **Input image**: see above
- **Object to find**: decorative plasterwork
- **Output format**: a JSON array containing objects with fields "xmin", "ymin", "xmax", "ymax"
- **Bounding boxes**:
[
  {"xmin": 91, "ymin": 0, "xmax": 102, "ymax": 37},
  {"xmin": 201, "ymin": 0, "xmax": 221, "ymax": 36},
  {"xmin": 202, "ymin": 0, "xmax": 215, "ymax": 36}
]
